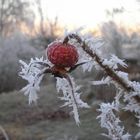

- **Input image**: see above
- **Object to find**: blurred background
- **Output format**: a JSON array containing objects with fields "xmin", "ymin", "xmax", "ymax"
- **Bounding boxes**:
[{"xmin": 0, "ymin": 0, "xmax": 140, "ymax": 139}]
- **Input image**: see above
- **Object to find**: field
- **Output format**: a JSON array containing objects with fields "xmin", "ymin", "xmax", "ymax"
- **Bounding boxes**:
[{"xmin": 0, "ymin": 82, "xmax": 138, "ymax": 140}]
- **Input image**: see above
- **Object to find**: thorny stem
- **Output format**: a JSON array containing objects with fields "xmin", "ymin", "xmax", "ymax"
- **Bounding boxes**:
[{"xmin": 63, "ymin": 34, "xmax": 140, "ymax": 102}]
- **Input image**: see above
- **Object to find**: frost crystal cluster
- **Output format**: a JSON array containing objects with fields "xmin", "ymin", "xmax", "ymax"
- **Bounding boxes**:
[
  {"xmin": 19, "ymin": 57, "xmax": 48, "ymax": 104},
  {"xmin": 97, "ymin": 102, "xmax": 130, "ymax": 140},
  {"xmin": 56, "ymin": 77, "xmax": 89, "ymax": 125}
]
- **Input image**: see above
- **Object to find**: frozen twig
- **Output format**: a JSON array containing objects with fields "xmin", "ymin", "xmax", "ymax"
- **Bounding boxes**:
[
  {"xmin": 63, "ymin": 34, "xmax": 140, "ymax": 102},
  {"xmin": 0, "ymin": 125, "xmax": 9, "ymax": 140},
  {"xmin": 56, "ymin": 75, "xmax": 89, "ymax": 125},
  {"xmin": 97, "ymin": 102, "xmax": 131, "ymax": 140},
  {"xmin": 63, "ymin": 33, "xmax": 140, "ymax": 136}
]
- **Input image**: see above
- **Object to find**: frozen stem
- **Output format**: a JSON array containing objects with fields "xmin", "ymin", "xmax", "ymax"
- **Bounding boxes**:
[
  {"xmin": 56, "ymin": 74, "xmax": 89, "ymax": 125},
  {"xmin": 97, "ymin": 103, "xmax": 131, "ymax": 140},
  {"xmin": 63, "ymin": 34, "xmax": 140, "ymax": 103}
]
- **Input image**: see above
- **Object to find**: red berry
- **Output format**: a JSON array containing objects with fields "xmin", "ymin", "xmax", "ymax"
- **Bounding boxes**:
[{"xmin": 47, "ymin": 42, "xmax": 78, "ymax": 67}]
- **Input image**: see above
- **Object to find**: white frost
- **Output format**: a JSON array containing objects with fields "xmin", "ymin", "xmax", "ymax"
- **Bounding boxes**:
[
  {"xmin": 97, "ymin": 102, "xmax": 131, "ymax": 140},
  {"xmin": 56, "ymin": 76, "xmax": 89, "ymax": 125},
  {"xmin": 19, "ymin": 57, "xmax": 48, "ymax": 104},
  {"xmin": 91, "ymin": 76, "xmax": 111, "ymax": 86}
]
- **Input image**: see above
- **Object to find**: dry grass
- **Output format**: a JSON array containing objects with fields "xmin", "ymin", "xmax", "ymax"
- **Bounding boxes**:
[{"xmin": 0, "ymin": 82, "xmax": 139, "ymax": 140}]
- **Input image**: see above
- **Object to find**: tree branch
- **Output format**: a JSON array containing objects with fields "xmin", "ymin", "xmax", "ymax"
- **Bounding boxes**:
[{"xmin": 63, "ymin": 34, "xmax": 140, "ymax": 102}]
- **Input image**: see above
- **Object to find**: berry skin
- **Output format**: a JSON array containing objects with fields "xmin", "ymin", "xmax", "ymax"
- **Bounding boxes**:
[{"xmin": 47, "ymin": 42, "xmax": 79, "ymax": 68}]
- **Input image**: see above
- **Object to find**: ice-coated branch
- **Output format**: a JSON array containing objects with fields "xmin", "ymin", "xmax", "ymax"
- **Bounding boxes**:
[
  {"xmin": 18, "ymin": 31, "xmax": 140, "ymax": 137},
  {"xmin": 63, "ymin": 33, "xmax": 140, "ymax": 102},
  {"xmin": 56, "ymin": 75, "xmax": 90, "ymax": 125},
  {"xmin": 63, "ymin": 33, "xmax": 140, "ymax": 131},
  {"xmin": 65, "ymin": 35, "xmax": 127, "ymax": 88},
  {"xmin": 19, "ymin": 57, "xmax": 49, "ymax": 104},
  {"xmin": 63, "ymin": 34, "xmax": 134, "ymax": 92},
  {"xmin": 97, "ymin": 102, "xmax": 131, "ymax": 140}
]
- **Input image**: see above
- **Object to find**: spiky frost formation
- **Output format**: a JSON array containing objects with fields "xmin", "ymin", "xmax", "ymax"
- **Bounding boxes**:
[
  {"xmin": 19, "ymin": 57, "xmax": 49, "ymax": 104},
  {"xmin": 65, "ymin": 32, "xmax": 140, "ymax": 127},
  {"xmin": 19, "ymin": 56, "xmax": 90, "ymax": 124},
  {"xmin": 56, "ymin": 76, "xmax": 89, "ymax": 125},
  {"xmin": 97, "ymin": 102, "xmax": 131, "ymax": 140}
]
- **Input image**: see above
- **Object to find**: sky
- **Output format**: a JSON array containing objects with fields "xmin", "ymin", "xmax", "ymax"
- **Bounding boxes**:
[{"xmin": 33, "ymin": 0, "xmax": 140, "ymax": 29}]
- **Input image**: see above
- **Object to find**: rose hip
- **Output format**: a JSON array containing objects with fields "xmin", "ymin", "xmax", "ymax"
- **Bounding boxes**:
[{"xmin": 47, "ymin": 42, "xmax": 78, "ymax": 68}]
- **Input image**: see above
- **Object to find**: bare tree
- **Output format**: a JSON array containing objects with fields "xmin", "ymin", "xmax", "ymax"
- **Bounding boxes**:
[
  {"xmin": 35, "ymin": 0, "xmax": 45, "ymax": 36},
  {"xmin": 31, "ymin": 0, "xmax": 61, "ymax": 49},
  {"xmin": 0, "ymin": 0, "xmax": 34, "ymax": 36},
  {"xmin": 101, "ymin": 22, "xmax": 124, "ymax": 58},
  {"xmin": 35, "ymin": 0, "xmax": 60, "ymax": 37},
  {"xmin": 106, "ymin": 7, "xmax": 125, "ymax": 19}
]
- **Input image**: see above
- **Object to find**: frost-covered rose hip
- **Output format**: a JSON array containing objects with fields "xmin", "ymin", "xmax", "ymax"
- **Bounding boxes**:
[{"xmin": 47, "ymin": 42, "xmax": 79, "ymax": 67}]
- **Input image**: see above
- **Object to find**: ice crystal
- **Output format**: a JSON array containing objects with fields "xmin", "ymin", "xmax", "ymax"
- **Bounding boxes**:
[
  {"xmin": 56, "ymin": 76, "xmax": 89, "ymax": 125},
  {"xmin": 110, "ymin": 55, "xmax": 127, "ymax": 68},
  {"xmin": 97, "ymin": 102, "xmax": 131, "ymax": 140},
  {"xmin": 91, "ymin": 76, "xmax": 111, "ymax": 86},
  {"xmin": 124, "ymin": 92, "xmax": 140, "ymax": 114},
  {"xmin": 102, "ymin": 54, "xmax": 127, "ymax": 70},
  {"xmin": 19, "ymin": 57, "xmax": 48, "ymax": 104}
]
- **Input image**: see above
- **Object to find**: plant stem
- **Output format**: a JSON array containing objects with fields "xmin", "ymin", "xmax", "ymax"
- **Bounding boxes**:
[{"xmin": 63, "ymin": 34, "xmax": 140, "ymax": 102}]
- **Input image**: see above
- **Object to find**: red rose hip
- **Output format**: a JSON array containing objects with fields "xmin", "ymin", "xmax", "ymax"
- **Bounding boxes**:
[{"xmin": 47, "ymin": 42, "xmax": 78, "ymax": 67}]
